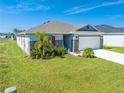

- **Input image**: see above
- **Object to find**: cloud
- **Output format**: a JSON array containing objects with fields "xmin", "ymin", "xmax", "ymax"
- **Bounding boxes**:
[
  {"xmin": 105, "ymin": 14, "xmax": 124, "ymax": 19},
  {"xmin": 64, "ymin": 0, "xmax": 124, "ymax": 15},
  {"xmin": 0, "ymin": 0, "xmax": 50, "ymax": 14}
]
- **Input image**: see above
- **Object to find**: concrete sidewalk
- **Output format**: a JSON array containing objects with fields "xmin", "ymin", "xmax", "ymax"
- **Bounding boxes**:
[{"xmin": 94, "ymin": 49, "xmax": 124, "ymax": 65}]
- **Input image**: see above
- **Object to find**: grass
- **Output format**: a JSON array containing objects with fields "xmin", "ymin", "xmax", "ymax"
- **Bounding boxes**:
[
  {"xmin": 0, "ymin": 40, "xmax": 11, "ymax": 93},
  {"xmin": 104, "ymin": 46, "xmax": 124, "ymax": 53},
  {"xmin": 1, "ymin": 40, "xmax": 124, "ymax": 93}
]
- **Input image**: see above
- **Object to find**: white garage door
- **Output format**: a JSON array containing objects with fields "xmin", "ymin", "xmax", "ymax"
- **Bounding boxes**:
[
  {"xmin": 79, "ymin": 36, "xmax": 100, "ymax": 50},
  {"xmin": 103, "ymin": 35, "xmax": 124, "ymax": 47}
]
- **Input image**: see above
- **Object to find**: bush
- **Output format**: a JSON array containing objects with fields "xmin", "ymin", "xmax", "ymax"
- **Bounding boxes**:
[
  {"xmin": 42, "ymin": 48, "xmax": 52, "ymax": 59},
  {"xmin": 31, "ymin": 32, "xmax": 67, "ymax": 59},
  {"xmin": 57, "ymin": 47, "xmax": 66, "ymax": 56},
  {"xmin": 30, "ymin": 49, "xmax": 42, "ymax": 59},
  {"xmin": 30, "ymin": 49, "xmax": 37, "ymax": 59},
  {"xmin": 49, "ymin": 44, "xmax": 58, "ymax": 57},
  {"xmin": 82, "ymin": 48, "xmax": 95, "ymax": 58},
  {"xmin": 31, "ymin": 46, "xmax": 67, "ymax": 59}
]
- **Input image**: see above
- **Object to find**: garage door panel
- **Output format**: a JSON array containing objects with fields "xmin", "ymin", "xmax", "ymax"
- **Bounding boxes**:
[{"xmin": 79, "ymin": 36, "xmax": 100, "ymax": 50}]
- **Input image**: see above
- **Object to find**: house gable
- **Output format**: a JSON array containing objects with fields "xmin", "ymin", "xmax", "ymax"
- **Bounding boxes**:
[{"xmin": 76, "ymin": 24, "xmax": 98, "ymax": 31}]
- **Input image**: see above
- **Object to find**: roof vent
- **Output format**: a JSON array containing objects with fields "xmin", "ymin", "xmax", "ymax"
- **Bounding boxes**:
[
  {"xmin": 47, "ymin": 20, "xmax": 50, "ymax": 23},
  {"xmin": 43, "ymin": 22, "xmax": 46, "ymax": 24},
  {"xmin": 43, "ymin": 21, "xmax": 50, "ymax": 24}
]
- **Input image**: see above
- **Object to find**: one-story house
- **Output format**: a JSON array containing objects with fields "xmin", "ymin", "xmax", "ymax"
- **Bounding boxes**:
[
  {"xmin": 0, "ymin": 33, "xmax": 11, "ymax": 39},
  {"xmin": 0, "ymin": 33, "xmax": 12, "ymax": 39},
  {"xmin": 95, "ymin": 25, "xmax": 124, "ymax": 47},
  {"xmin": 17, "ymin": 21, "xmax": 103, "ymax": 55}
]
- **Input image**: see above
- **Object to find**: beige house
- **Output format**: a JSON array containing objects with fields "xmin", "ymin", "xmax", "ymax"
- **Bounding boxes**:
[{"xmin": 17, "ymin": 21, "xmax": 103, "ymax": 55}]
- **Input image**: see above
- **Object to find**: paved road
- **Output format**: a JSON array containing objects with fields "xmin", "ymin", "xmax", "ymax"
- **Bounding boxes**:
[{"xmin": 94, "ymin": 49, "xmax": 124, "ymax": 65}]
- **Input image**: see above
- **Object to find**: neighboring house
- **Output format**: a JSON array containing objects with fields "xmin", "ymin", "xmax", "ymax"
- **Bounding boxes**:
[
  {"xmin": 96, "ymin": 25, "xmax": 124, "ymax": 47},
  {"xmin": 0, "ymin": 33, "xmax": 12, "ymax": 39},
  {"xmin": 17, "ymin": 21, "xmax": 103, "ymax": 55}
]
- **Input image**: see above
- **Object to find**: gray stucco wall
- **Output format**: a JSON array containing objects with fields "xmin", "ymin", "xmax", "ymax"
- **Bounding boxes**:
[{"xmin": 56, "ymin": 40, "xmax": 63, "ymax": 47}]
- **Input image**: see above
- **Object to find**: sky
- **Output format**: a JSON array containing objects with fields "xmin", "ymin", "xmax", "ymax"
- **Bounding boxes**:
[{"xmin": 0, "ymin": 0, "xmax": 124, "ymax": 32}]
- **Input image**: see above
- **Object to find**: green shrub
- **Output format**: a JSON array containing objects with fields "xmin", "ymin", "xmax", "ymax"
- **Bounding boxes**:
[
  {"xmin": 49, "ymin": 44, "xmax": 57, "ymax": 57},
  {"xmin": 30, "ymin": 49, "xmax": 42, "ymax": 59},
  {"xmin": 30, "ymin": 49, "xmax": 37, "ymax": 59},
  {"xmin": 51, "ymin": 46, "xmax": 58, "ymax": 57},
  {"xmin": 31, "ymin": 45, "xmax": 66, "ymax": 59},
  {"xmin": 31, "ymin": 32, "xmax": 67, "ymax": 59},
  {"xmin": 57, "ymin": 47, "xmax": 66, "ymax": 56},
  {"xmin": 82, "ymin": 48, "xmax": 95, "ymax": 58},
  {"xmin": 42, "ymin": 48, "xmax": 52, "ymax": 59}
]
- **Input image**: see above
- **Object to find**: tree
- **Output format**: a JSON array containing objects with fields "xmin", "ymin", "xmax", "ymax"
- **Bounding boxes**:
[
  {"xmin": 34, "ymin": 32, "xmax": 50, "ymax": 58},
  {"xmin": 34, "ymin": 32, "xmax": 49, "ymax": 50},
  {"xmin": 12, "ymin": 28, "xmax": 25, "ymax": 35}
]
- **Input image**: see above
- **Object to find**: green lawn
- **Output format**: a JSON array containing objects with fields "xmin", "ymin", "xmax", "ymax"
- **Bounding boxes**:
[
  {"xmin": 104, "ymin": 46, "xmax": 124, "ymax": 53},
  {"xmin": 1, "ymin": 40, "xmax": 124, "ymax": 93}
]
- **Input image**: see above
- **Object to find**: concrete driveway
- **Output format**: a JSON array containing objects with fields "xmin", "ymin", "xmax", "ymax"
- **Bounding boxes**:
[{"xmin": 94, "ymin": 49, "xmax": 124, "ymax": 65}]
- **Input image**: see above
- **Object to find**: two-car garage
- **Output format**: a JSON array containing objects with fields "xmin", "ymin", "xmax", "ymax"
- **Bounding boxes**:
[
  {"xmin": 78, "ymin": 36, "xmax": 102, "ymax": 51},
  {"xmin": 78, "ymin": 36, "xmax": 101, "ymax": 51}
]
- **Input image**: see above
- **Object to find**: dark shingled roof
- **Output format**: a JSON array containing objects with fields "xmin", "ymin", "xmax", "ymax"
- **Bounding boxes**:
[{"xmin": 95, "ymin": 24, "xmax": 124, "ymax": 33}]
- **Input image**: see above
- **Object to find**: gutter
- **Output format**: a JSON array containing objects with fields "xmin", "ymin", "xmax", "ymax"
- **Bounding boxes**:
[{"xmin": 103, "ymin": 33, "xmax": 124, "ymax": 35}]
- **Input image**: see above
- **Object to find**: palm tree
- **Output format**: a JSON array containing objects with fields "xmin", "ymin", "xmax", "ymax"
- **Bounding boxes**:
[{"xmin": 34, "ymin": 32, "xmax": 49, "ymax": 50}]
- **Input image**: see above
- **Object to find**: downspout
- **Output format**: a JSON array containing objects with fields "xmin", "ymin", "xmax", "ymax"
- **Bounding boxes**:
[{"xmin": 100, "ymin": 35, "xmax": 103, "ymax": 49}]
